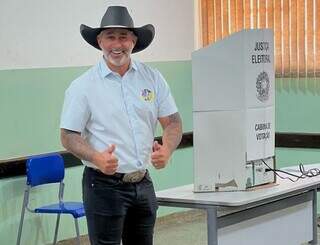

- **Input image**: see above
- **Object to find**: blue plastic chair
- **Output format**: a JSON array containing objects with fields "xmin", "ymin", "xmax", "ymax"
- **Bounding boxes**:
[{"xmin": 16, "ymin": 153, "xmax": 85, "ymax": 245}]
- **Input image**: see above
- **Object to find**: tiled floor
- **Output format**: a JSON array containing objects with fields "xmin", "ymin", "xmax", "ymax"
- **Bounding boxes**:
[{"xmin": 57, "ymin": 210, "xmax": 319, "ymax": 245}]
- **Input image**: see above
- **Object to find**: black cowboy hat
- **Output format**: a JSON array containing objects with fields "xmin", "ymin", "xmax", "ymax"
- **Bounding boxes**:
[{"xmin": 80, "ymin": 6, "xmax": 155, "ymax": 53}]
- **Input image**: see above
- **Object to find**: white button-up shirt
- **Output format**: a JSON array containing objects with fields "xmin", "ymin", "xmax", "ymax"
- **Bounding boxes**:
[{"xmin": 60, "ymin": 59, "xmax": 178, "ymax": 173}]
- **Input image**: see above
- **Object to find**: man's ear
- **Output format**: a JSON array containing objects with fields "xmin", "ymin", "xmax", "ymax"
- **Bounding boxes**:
[
  {"xmin": 132, "ymin": 35, "xmax": 138, "ymax": 46},
  {"xmin": 97, "ymin": 36, "xmax": 102, "ymax": 49}
]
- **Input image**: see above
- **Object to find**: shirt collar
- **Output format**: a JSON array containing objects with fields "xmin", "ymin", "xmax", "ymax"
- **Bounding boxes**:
[
  {"xmin": 99, "ymin": 57, "xmax": 137, "ymax": 78},
  {"xmin": 99, "ymin": 58, "xmax": 112, "ymax": 77}
]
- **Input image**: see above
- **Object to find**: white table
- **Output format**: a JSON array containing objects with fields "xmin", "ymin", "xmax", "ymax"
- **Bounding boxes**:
[{"xmin": 156, "ymin": 165, "xmax": 320, "ymax": 245}]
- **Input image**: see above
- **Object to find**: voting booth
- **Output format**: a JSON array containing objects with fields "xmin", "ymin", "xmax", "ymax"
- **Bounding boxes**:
[{"xmin": 193, "ymin": 29, "xmax": 275, "ymax": 192}]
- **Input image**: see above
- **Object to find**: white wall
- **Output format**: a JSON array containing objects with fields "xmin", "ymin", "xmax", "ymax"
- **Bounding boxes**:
[{"xmin": 0, "ymin": 0, "xmax": 194, "ymax": 69}]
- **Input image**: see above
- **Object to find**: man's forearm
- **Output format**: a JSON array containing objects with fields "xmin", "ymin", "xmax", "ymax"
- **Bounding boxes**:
[
  {"xmin": 162, "ymin": 113, "xmax": 183, "ymax": 154},
  {"xmin": 60, "ymin": 129, "xmax": 98, "ymax": 162}
]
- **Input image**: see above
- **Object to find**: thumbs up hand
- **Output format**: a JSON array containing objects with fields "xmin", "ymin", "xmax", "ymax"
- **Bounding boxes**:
[
  {"xmin": 93, "ymin": 144, "xmax": 119, "ymax": 175},
  {"xmin": 152, "ymin": 141, "xmax": 161, "ymax": 152},
  {"xmin": 151, "ymin": 141, "xmax": 171, "ymax": 169}
]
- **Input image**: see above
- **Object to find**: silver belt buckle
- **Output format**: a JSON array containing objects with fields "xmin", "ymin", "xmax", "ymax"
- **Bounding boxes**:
[{"xmin": 122, "ymin": 170, "xmax": 146, "ymax": 183}]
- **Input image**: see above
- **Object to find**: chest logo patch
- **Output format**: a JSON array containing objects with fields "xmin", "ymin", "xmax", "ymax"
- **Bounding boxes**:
[{"xmin": 141, "ymin": 89, "xmax": 154, "ymax": 102}]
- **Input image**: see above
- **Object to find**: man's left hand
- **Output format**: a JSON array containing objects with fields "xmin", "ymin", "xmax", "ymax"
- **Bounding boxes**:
[{"xmin": 151, "ymin": 141, "xmax": 171, "ymax": 169}]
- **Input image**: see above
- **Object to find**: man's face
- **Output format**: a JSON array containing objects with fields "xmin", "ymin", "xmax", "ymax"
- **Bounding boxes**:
[{"xmin": 97, "ymin": 28, "xmax": 137, "ymax": 68}]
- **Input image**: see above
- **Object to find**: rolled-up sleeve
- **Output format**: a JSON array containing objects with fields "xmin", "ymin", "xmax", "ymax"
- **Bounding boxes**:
[
  {"xmin": 155, "ymin": 70, "xmax": 178, "ymax": 118},
  {"xmin": 60, "ymin": 85, "xmax": 90, "ymax": 133}
]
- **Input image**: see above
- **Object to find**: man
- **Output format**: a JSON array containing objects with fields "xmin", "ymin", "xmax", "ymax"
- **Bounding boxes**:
[{"xmin": 60, "ymin": 6, "xmax": 182, "ymax": 245}]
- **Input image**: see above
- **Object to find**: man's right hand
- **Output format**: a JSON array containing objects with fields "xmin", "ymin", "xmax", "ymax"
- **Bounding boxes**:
[{"xmin": 93, "ymin": 144, "xmax": 119, "ymax": 175}]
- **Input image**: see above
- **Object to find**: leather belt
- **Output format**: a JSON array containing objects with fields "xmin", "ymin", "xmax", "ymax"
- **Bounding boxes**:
[{"xmin": 91, "ymin": 167, "xmax": 147, "ymax": 183}]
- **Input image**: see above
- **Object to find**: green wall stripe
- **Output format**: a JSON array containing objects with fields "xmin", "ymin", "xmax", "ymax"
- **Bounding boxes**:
[{"xmin": 0, "ymin": 61, "xmax": 192, "ymax": 160}]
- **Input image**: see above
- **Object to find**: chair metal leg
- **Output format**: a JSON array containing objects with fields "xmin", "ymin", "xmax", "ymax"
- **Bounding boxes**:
[
  {"xmin": 16, "ymin": 190, "xmax": 29, "ymax": 245},
  {"xmin": 53, "ymin": 213, "xmax": 61, "ymax": 245},
  {"xmin": 74, "ymin": 218, "xmax": 80, "ymax": 245}
]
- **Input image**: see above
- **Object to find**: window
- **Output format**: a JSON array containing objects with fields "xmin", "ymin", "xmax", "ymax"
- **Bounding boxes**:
[{"xmin": 200, "ymin": 0, "xmax": 320, "ymax": 78}]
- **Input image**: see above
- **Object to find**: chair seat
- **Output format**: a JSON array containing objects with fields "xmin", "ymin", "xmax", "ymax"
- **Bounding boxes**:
[{"xmin": 35, "ymin": 201, "xmax": 85, "ymax": 218}]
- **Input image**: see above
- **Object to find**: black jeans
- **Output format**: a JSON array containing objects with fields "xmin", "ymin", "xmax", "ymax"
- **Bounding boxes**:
[{"xmin": 82, "ymin": 167, "xmax": 158, "ymax": 245}]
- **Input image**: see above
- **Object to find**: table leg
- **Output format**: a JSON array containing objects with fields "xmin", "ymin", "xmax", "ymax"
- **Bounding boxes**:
[
  {"xmin": 309, "ymin": 189, "xmax": 318, "ymax": 245},
  {"xmin": 207, "ymin": 207, "xmax": 218, "ymax": 245}
]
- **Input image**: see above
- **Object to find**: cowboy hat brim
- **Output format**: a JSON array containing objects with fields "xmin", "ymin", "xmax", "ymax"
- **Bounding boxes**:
[{"xmin": 80, "ymin": 24, "xmax": 155, "ymax": 53}]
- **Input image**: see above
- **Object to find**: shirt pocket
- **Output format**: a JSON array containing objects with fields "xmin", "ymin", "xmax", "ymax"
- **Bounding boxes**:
[{"xmin": 134, "ymin": 91, "xmax": 157, "ymax": 116}]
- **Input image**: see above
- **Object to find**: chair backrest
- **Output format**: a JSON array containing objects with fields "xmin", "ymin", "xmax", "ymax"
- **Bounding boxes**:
[{"xmin": 26, "ymin": 154, "xmax": 65, "ymax": 187}]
